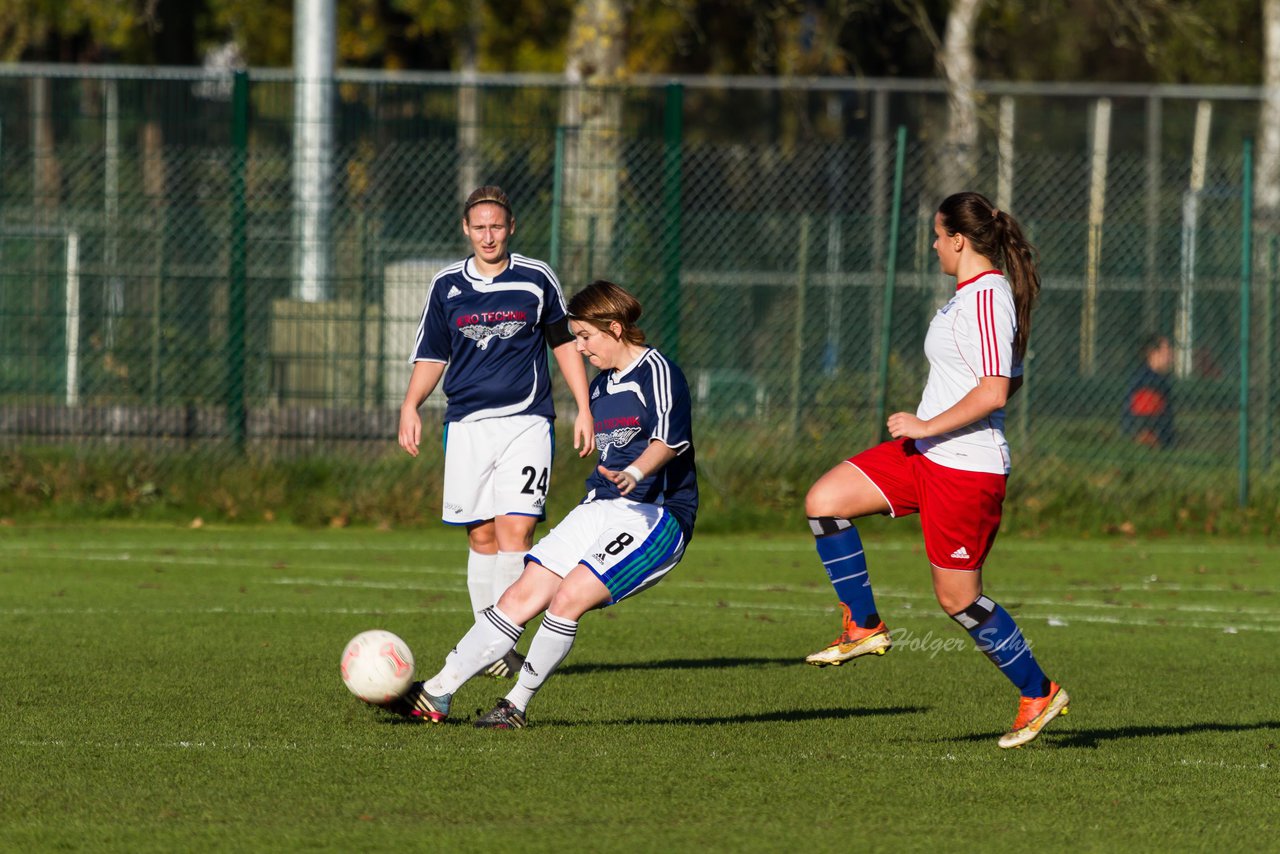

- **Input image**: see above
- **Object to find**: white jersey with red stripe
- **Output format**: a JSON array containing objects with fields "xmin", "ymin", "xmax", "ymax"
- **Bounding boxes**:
[{"xmin": 913, "ymin": 269, "xmax": 1021, "ymax": 475}]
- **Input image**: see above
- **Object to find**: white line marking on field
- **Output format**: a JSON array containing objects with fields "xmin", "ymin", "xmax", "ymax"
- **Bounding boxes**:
[
  {"xmin": 11, "ymin": 551, "xmax": 467, "ymax": 577},
  {"xmin": 959, "ymin": 595, "xmax": 1280, "ymax": 620},
  {"xmin": 271, "ymin": 577, "xmax": 461, "ymax": 593},
  {"xmin": 2, "ymin": 596, "xmax": 1272, "ymax": 633},
  {"xmin": 1, "ymin": 536, "xmax": 1274, "ymax": 559},
  {"xmin": 0, "ymin": 539, "xmax": 466, "ymax": 553},
  {"xmin": 263, "ymin": 577, "xmax": 1280, "ymax": 620},
  {"xmin": 12, "ymin": 547, "xmax": 1280, "ymax": 601},
  {"xmin": 998, "ymin": 583, "xmax": 1279, "ymax": 595},
  {"xmin": 634, "ymin": 597, "xmax": 1280, "ymax": 633},
  {"xmin": 0, "ymin": 606, "xmax": 474, "ymax": 617}
]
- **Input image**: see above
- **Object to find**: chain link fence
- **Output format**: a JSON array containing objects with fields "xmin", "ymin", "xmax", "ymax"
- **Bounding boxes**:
[{"xmin": 0, "ymin": 67, "xmax": 1275, "ymax": 520}]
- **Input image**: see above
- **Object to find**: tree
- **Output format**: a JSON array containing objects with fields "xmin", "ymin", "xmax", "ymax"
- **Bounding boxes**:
[
  {"xmin": 940, "ymin": 0, "xmax": 984, "ymax": 186},
  {"xmin": 1258, "ymin": 0, "xmax": 1280, "ymax": 216},
  {"xmin": 1255, "ymin": 0, "xmax": 1280, "ymax": 458},
  {"xmin": 559, "ymin": 0, "xmax": 627, "ymax": 282},
  {"xmin": 0, "ymin": 0, "xmax": 212, "ymax": 64}
]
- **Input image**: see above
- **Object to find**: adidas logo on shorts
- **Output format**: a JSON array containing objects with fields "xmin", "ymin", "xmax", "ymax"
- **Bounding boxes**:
[{"xmin": 951, "ymin": 546, "xmax": 970, "ymax": 560}]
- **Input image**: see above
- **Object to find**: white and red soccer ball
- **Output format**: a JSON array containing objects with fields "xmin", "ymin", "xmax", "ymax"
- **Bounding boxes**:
[{"xmin": 340, "ymin": 630, "xmax": 415, "ymax": 704}]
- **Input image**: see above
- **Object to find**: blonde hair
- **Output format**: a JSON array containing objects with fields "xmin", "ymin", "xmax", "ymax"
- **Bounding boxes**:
[
  {"xmin": 463, "ymin": 185, "xmax": 512, "ymax": 223},
  {"xmin": 567, "ymin": 280, "xmax": 646, "ymax": 346}
]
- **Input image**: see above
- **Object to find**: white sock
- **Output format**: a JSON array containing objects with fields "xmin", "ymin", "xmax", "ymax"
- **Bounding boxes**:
[
  {"xmin": 505, "ymin": 611, "xmax": 578, "ymax": 712},
  {"xmin": 466, "ymin": 549, "xmax": 497, "ymax": 613},
  {"xmin": 426, "ymin": 606, "xmax": 522, "ymax": 697},
  {"xmin": 493, "ymin": 550, "xmax": 525, "ymax": 604}
]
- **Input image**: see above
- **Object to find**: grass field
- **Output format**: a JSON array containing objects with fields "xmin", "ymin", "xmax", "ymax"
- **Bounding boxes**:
[{"xmin": 2, "ymin": 523, "xmax": 1277, "ymax": 851}]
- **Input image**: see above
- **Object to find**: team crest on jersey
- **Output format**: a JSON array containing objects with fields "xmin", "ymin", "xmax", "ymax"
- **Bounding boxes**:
[
  {"xmin": 458, "ymin": 320, "xmax": 525, "ymax": 350},
  {"xmin": 594, "ymin": 425, "xmax": 642, "ymax": 462}
]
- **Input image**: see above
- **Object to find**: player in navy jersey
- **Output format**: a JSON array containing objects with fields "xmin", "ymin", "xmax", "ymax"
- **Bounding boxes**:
[
  {"xmin": 388, "ymin": 280, "xmax": 697, "ymax": 728},
  {"xmin": 803, "ymin": 192, "xmax": 1069, "ymax": 748},
  {"xmin": 398, "ymin": 186, "xmax": 592, "ymax": 678}
]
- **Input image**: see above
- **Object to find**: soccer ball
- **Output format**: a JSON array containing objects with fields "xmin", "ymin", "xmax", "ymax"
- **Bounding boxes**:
[{"xmin": 340, "ymin": 629, "xmax": 415, "ymax": 704}]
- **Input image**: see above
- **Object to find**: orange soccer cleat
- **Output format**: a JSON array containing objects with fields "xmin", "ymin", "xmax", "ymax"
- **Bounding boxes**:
[
  {"xmin": 804, "ymin": 604, "xmax": 892, "ymax": 667},
  {"xmin": 998, "ymin": 682, "xmax": 1070, "ymax": 749}
]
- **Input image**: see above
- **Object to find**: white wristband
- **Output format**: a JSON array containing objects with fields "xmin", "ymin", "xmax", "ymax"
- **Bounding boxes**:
[{"xmin": 622, "ymin": 465, "xmax": 644, "ymax": 482}]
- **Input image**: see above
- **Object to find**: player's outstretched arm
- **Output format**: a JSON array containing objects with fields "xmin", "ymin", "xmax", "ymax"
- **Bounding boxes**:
[
  {"xmin": 597, "ymin": 441, "xmax": 678, "ymax": 496},
  {"xmin": 398, "ymin": 361, "xmax": 446, "ymax": 457},
  {"xmin": 551, "ymin": 340, "xmax": 594, "ymax": 458}
]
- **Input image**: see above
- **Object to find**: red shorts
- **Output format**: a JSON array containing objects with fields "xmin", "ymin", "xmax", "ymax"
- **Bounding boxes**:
[{"xmin": 847, "ymin": 438, "xmax": 1007, "ymax": 571}]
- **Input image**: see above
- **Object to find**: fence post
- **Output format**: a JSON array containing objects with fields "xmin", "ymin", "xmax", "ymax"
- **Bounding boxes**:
[
  {"xmin": 1080, "ymin": 97, "xmax": 1110, "ymax": 377},
  {"xmin": 873, "ymin": 126, "xmax": 907, "ymax": 445},
  {"xmin": 790, "ymin": 214, "xmax": 811, "ymax": 437},
  {"xmin": 1239, "ymin": 139, "xmax": 1254, "ymax": 508},
  {"xmin": 662, "ymin": 81, "xmax": 684, "ymax": 360},
  {"xmin": 551, "ymin": 125, "xmax": 565, "ymax": 271},
  {"xmin": 1143, "ymin": 94, "xmax": 1162, "ymax": 332},
  {"xmin": 1266, "ymin": 234, "xmax": 1276, "ymax": 471},
  {"xmin": 227, "ymin": 70, "xmax": 249, "ymax": 452}
]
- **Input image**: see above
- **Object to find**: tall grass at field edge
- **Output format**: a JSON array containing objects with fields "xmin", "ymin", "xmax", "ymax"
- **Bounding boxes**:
[{"xmin": 2, "ymin": 445, "xmax": 1276, "ymax": 538}]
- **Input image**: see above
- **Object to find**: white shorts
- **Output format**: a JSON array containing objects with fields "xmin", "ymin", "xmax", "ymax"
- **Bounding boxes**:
[
  {"xmin": 526, "ymin": 499, "xmax": 686, "ymax": 605},
  {"xmin": 442, "ymin": 415, "xmax": 553, "ymax": 526}
]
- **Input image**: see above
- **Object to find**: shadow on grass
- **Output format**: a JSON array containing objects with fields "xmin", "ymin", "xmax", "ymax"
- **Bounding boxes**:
[
  {"xmin": 535, "ymin": 705, "xmax": 931, "ymax": 728},
  {"xmin": 376, "ymin": 704, "xmax": 928, "ymax": 728},
  {"xmin": 557, "ymin": 656, "xmax": 798, "ymax": 675},
  {"xmin": 945, "ymin": 720, "xmax": 1280, "ymax": 748}
]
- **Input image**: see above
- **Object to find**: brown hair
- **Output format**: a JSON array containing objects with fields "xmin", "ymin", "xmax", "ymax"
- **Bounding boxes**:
[
  {"xmin": 937, "ymin": 191, "xmax": 1041, "ymax": 359},
  {"xmin": 463, "ymin": 185, "xmax": 512, "ymax": 224},
  {"xmin": 567, "ymin": 280, "xmax": 646, "ymax": 346}
]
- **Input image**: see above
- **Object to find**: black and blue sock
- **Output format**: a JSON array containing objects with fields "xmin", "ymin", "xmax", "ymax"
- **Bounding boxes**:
[
  {"xmin": 809, "ymin": 516, "xmax": 880, "ymax": 627},
  {"xmin": 951, "ymin": 595, "xmax": 1050, "ymax": 698}
]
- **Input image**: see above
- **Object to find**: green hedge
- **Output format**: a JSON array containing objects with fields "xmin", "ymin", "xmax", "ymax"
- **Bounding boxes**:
[{"xmin": 2, "ymin": 442, "xmax": 1276, "ymax": 538}]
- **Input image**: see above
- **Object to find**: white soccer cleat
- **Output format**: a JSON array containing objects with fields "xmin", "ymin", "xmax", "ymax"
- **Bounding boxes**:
[{"xmin": 804, "ymin": 621, "xmax": 892, "ymax": 666}]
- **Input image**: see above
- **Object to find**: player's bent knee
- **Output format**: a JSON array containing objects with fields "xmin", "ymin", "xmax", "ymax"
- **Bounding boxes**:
[
  {"xmin": 548, "ymin": 575, "xmax": 610, "ymax": 620},
  {"xmin": 933, "ymin": 586, "xmax": 980, "ymax": 615},
  {"xmin": 496, "ymin": 576, "xmax": 554, "ymax": 624},
  {"xmin": 804, "ymin": 483, "xmax": 843, "ymax": 518}
]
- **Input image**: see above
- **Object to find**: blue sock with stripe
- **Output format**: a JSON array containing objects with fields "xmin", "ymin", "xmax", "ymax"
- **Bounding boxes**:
[
  {"xmin": 951, "ymin": 596, "xmax": 1050, "ymax": 698},
  {"xmin": 809, "ymin": 517, "xmax": 880, "ymax": 627}
]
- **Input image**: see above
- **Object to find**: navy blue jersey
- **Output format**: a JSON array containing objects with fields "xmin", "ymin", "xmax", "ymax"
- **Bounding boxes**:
[
  {"xmin": 584, "ymin": 347, "xmax": 698, "ymax": 540},
  {"xmin": 410, "ymin": 253, "xmax": 568, "ymax": 423}
]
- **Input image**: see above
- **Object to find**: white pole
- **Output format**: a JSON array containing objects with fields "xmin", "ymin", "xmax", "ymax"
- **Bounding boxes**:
[
  {"xmin": 65, "ymin": 231, "xmax": 80, "ymax": 407},
  {"xmin": 292, "ymin": 0, "xmax": 335, "ymax": 302},
  {"xmin": 1177, "ymin": 99, "xmax": 1213, "ymax": 379},
  {"xmin": 1081, "ymin": 97, "xmax": 1111, "ymax": 376}
]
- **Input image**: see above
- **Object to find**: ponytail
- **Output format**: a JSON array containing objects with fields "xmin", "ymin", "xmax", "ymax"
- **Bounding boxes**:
[
  {"xmin": 937, "ymin": 193, "xmax": 1041, "ymax": 359},
  {"xmin": 993, "ymin": 210, "xmax": 1040, "ymax": 360}
]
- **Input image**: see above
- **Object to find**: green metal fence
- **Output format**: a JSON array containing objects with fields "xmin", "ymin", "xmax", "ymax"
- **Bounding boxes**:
[{"xmin": 0, "ymin": 67, "xmax": 1275, "ymax": 510}]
